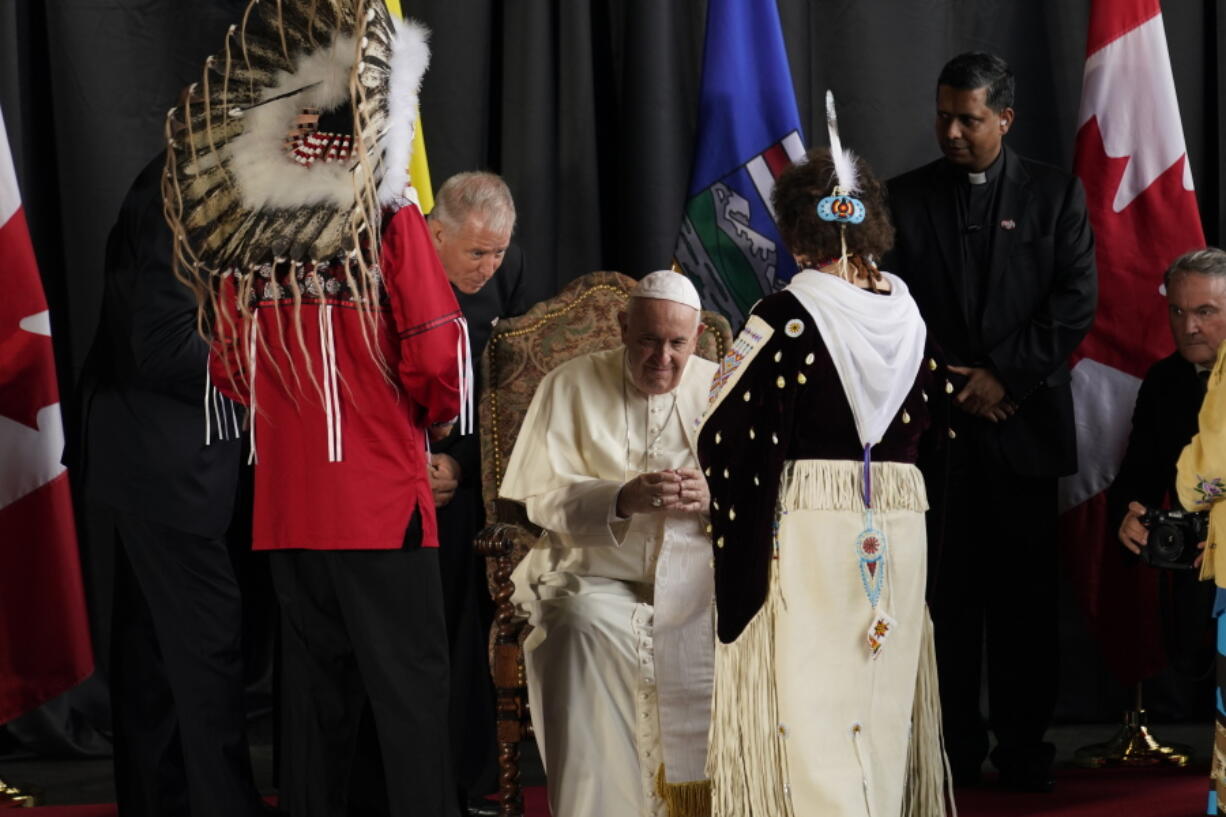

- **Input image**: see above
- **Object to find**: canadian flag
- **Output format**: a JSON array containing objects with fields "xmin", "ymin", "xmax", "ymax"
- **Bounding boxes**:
[
  {"xmin": 0, "ymin": 106, "xmax": 93, "ymax": 723},
  {"xmin": 1059, "ymin": 0, "xmax": 1206, "ymax": 683}
]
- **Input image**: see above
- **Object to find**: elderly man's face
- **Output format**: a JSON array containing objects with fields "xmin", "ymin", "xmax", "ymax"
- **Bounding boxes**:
[
  {"xmin": 431, "ymin": 216, "xmax": 512, "ymax": 295},
  {"xmin": 935, "ymin": 85, "xmax": 1012, "ymax": 173},
  {"xmin": 1168, "ymin": 271, "xmax": 1226, "ymax": 366},
  {"xmin": 619, "ymin": 298, "xmax": 700, "ymax": 395}
]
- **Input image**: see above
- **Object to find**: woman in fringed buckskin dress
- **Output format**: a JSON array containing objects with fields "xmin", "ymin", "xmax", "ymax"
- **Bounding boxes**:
[{"xmin": 698, "ymin": 113, "xmax": 954, "ymax": 817}]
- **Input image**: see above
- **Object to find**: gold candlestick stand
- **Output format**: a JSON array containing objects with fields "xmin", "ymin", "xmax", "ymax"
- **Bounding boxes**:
[
  {"xmin": 0, "ymin": 776, "xmax": 35, "ymax": 808},
  {"xmin": 1073, "ymin": 683, "xmax": 1193, "ymax": 768}
]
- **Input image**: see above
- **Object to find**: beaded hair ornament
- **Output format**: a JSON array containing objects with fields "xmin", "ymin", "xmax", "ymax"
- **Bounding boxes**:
[{"xmin": 815, "ymin": 91, "xmax": 876, "ymax": 287}]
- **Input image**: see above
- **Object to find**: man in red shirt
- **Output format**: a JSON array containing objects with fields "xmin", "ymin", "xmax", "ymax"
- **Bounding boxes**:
[
  {"xmin": 209, "ymin": 201, "xmax": 465, "ymax": 817},
  {"xmin": 164, "ymin": 5, "xmax": 467, "ymax": 815}
]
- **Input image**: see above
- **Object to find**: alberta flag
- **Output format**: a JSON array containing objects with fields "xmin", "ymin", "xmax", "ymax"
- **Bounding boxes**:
[{"xmin": 674, "ymin": 0, "xmax": 805, "ymax": 327}]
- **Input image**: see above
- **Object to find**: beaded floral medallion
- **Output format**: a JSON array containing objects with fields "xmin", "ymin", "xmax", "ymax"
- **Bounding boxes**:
[{"xmin": 856, "ymin": 519, "xmax": 887, "ymax": 608}]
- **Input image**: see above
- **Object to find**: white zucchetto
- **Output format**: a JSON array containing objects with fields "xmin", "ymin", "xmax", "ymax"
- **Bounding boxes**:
[{"xmin": 630, "ymin": 270, "xmax": 702, "ymax": 311}]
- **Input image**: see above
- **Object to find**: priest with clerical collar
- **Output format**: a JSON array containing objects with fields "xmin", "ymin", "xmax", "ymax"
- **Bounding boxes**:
[
  {"xmin": 886, "ymin": 51, "xmax": 1096, "ymax": 792},
  {"xmin": 500, "ymin": 271, "xmax": 718, "ymax": 817}
]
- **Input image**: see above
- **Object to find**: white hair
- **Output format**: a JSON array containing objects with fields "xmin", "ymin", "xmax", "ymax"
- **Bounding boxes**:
[{"xmin": 432, "ymin": 171, "xmax": 516, "ymax": 235}]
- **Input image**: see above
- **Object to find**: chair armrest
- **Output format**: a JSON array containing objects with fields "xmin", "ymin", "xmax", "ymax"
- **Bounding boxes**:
[
  {"xmin": 475, "ymin": 498, "xmax": 542, "ymax": 558},
  {"xmin": 475, "ymin": 522, "xmax": 520, "ymax": 559}
]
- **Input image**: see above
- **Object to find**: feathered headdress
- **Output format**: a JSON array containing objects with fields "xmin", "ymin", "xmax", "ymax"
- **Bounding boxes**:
[{"xmin": 163, "ymin": 0, "xmax": 430, "ymax": 392}]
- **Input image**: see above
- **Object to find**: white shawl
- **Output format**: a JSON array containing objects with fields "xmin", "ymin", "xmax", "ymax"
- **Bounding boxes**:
[{"xmin": 785, "ymin": 269, "xmax": 926, "ymax": 448}]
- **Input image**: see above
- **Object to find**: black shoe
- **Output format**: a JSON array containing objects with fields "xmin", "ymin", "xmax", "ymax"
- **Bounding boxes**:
[{"xmin": 464, "ymin": 795, "xmax": 500, "ymax": 817}]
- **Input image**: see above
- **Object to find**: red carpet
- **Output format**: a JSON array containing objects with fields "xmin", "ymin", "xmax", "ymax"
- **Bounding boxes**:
[
  {"xmin": 14, "ymin": 768, "xmax": 1212, "ymax": 817},
  {"xmin": 501, "ymin": 770, "xmax": 1213, "ymax": 817},
  {"xmin": 954, "ymin": 766, "xmax": 1211, "ymax": 817}
]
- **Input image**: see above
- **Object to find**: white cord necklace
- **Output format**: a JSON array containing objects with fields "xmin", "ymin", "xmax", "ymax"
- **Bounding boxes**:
[{"xmin": 621, "ymin": 353, "xmax": 679, "ymax": 481}]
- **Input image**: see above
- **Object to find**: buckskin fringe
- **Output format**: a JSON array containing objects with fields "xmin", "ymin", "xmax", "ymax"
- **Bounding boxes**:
[
  {"xmin": 780, "ymin": 459, "xmax": 928, "ymax": 514},
  {"xmin": 902, "ymin": 609, "xmax": 956, "ymax": 817},
  {"xmin": 655, "ymin": 765, "xmax": 711, "ymax": 817},
  {"xmin": 708, "ymin": 560, "xmax": 793, "ymax": 817}
]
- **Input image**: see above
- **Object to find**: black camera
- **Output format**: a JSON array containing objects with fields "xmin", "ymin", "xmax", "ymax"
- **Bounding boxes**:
[{"xmin": 1139, "ymin": 508, "xmax": 1208, "ymax": 570}]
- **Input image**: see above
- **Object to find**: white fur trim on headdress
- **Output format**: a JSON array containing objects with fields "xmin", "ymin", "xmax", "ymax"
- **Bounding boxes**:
[
  {"xmin": 227, "ymin": 32, "xmax": 362, "ymax": 209},
  {"xmin": 632, "ymin": 270, "xmax": 702, "ymax": 311},
  {"xmin": 376, "ymin": 17, "xmax": 430, "ymax": 204}
]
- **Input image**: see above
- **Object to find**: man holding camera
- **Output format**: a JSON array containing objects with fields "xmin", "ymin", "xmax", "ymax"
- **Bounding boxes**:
[
  {"xmin": 1115, "ymin": 248, "xmax": 1226, "ymax": 558},
  {"xmin": 1169, "ymin": 249, "xmax": 1226, "ymax": 816}
]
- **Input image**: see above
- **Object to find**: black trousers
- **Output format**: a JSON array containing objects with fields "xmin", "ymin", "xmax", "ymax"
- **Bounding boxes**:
[
  {"xmin": 928, "ymin": 432, "xmax": 1060, "ymax": 774},
  {"xmin": 270, "ymin": 546, "xmax": 456, "ymax": 817},
  {"xmin": 110, "ymin": 511, "xmax": 263, "ymax": 817},
  {"xmin": 435, "ymin": 485, "xmax": 497, "ymax": 799}
]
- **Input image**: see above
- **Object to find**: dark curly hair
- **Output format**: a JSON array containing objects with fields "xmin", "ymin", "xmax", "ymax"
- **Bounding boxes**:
[{"xmin": 771, "ymin": 147, "xmax": 894, "ymax": 265}]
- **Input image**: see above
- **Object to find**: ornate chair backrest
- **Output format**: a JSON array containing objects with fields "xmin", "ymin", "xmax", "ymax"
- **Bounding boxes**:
[{"xmin": 478, "ymin": 268, "xmax": 732, "ymax": 534}]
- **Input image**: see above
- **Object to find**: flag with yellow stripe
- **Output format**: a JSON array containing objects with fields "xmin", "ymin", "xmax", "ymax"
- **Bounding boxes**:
[{"xmin": 383, "ymin": 0, "xmax": 434, "ymax": 213}]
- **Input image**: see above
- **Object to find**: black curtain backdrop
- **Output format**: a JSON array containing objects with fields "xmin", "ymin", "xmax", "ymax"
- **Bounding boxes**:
[
  {"xmin": 3, "ymin": 0, "xmax": 1220, "ymax": 390},
  {"xmin": 2, "ymin": 0, "xmax": 1223, "ymax": 727}
]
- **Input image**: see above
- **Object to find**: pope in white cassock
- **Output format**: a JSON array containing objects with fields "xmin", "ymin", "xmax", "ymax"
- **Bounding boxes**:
[{"xmin": 500, "ymin": 271, "xmax": 718, "ymax": 817}]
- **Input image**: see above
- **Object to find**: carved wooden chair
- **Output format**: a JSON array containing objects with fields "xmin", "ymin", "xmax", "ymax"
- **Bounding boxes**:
[{"xmin": 473, "ymin": 270, "xmax": 732, "ymax": 817}]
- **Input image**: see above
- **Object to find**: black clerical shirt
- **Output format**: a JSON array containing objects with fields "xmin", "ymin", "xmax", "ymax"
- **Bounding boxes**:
[{"xmin": 954, "ymin": 150, "xmax": 1005, "ymax": 349}]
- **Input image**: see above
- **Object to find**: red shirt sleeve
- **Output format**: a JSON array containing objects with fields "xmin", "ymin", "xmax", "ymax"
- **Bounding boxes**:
[
  {"xmin": 207, "ymin": 275, "xmax": 249, "ymax": 405},
  {"xmin": 381, "ymin": 204, "xmax": 463, "ymax": 426}
]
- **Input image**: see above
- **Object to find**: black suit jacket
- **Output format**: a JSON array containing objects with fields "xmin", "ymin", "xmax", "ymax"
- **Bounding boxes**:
[
  {"xmin": 886, "ymin": 147, "xmax": 1097, "ymax": 477},
  {"xmin": 1106, "ymin": 353, "xmax": 1204, "ymax": 527},
  {"xmin": 79, "ymin": 156, "xmax": 242, "ymax": 538},
  {"xmin": 433, "ymin": 243, "xmax": 535, "ymax": 489},
  {"xmin": 1106, "ymin": 354, "xmax": 1214, "ymax": 669}
]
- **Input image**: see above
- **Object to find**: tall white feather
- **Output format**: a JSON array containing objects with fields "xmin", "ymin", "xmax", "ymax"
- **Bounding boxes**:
[{"xmin": 825, "ymin": 90, "xmax": 860, "ymax": 194}]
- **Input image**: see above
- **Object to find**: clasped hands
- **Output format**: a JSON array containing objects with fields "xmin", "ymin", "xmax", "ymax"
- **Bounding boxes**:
[
  {"xmin": 428, "ymin": 422, "xmax": 459, "ymax": 507},
  {"xmin": 617, "ymin": 468, "xmax": 710, "ymax": 517},
  {"xmin": 429, "ymin": 452, "xmax": 460, "ymax": 507},
  {"xmin": 949, "ymin": 365, "xmax": 1016, "ymax": 423}
]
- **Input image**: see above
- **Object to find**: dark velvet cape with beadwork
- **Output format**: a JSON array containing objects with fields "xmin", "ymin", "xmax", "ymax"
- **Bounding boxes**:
[{"xmin": 697, "ymin": 291, "xmax": 951, "ymax": 643}]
